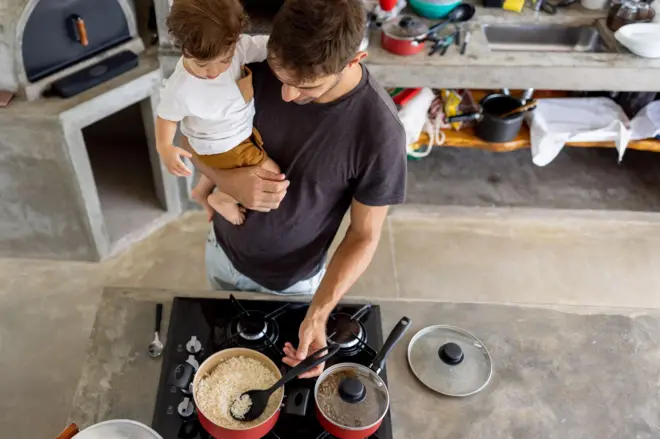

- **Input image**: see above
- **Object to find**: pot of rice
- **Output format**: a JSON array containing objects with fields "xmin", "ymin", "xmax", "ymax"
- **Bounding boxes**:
[{"xmin": 192, "ymin": 348, "xmax": 284, "ymax": 439}]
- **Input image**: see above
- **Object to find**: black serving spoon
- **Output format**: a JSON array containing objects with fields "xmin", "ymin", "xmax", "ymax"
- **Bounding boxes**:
[
  {"xmin": 426, "ymin": 3, "xmax": 476, "ymax": 36},
  {"xmin": 230, "ymin": 344, "xmax": 340, "ymax": 422}
]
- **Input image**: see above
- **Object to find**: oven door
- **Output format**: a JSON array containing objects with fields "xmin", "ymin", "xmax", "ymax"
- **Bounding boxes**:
[{"xmin": 22, "ymin": 0, "xmax": 131, "ymax": 82}]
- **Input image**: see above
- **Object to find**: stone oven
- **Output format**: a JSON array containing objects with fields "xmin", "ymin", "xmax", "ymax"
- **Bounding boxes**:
[
  {"xmin": 0, "ymin": 1, "xmax": 184, "ymax": 262},
  {"xmin": 0, "ymin": 0, "xmax": 144, "ymax": 100}
]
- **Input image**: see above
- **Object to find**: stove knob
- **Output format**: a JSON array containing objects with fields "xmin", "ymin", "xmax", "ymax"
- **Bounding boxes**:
[
  {"xmin": 182, "ymin": 382, "xmax": 194, "ymax": 396},
  {"xmin": 177, "ymin": 397, "xmax": 195, "ymax": 418},
  {"xmin": 170, "ymin": 362, "xmax": 194, "ymax": 390},
  {"xmin": 186, "ymin": 336, "xmax": 202, "ymax": 354},
  {"xmin": 186, "ymin": 355, "xmax": 199, "ymax": 371}
]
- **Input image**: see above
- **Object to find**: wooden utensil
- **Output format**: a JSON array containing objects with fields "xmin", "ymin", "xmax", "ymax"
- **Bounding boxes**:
[
  {"xmin": 500, "ymin": 100, "xmax": 537, "ymax": 118},
  {"xmin": 56, "ymin": 423, "xmax": 79, "ymax": 439}
]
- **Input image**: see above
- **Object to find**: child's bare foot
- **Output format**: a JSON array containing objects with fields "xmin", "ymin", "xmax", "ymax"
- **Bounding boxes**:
[
  {"xmin": 208, "ymin": 192, "xmax": 245, "ymax": 226},
  {"xmin": 191, "ymin": 187, "xmax": 214, "ymax": 221}
]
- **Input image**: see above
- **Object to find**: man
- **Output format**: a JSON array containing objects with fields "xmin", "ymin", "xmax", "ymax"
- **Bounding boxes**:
[{"xmin": 184, "ymin": 0, "xmax": 407, "ymax": 377}]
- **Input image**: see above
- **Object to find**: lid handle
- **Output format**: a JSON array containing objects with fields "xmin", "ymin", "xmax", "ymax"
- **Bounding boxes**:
[
  {"xmin": 439, "ymin": 342, "xmax": 464, "ymax": 365},
  {"xmin": 369, "ymin": 316, "xmax": 411, "ymax": 374},
  {"xmin": 399, "ymin": 16, "xmax": 414, "ymax": 27},
  {"xmin": 338, "ymin": 377, "xmax": 366, "ymax": 403}
]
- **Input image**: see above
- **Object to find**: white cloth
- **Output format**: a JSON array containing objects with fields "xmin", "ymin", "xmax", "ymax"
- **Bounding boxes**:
[
  {"xmin": 527, "ymin": 98, "xmax": 631, "ymax": 166},
  {"xmin": 157, "ymin": 35, "xmax": 269, "ymax": 155},
  {"xmin": 630, "ymin": 100, "xmax": 660, "ymax": 140}
]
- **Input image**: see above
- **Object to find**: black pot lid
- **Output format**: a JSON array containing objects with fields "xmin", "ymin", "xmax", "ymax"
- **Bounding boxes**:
[
  {"xmin": 407, "ymin": 325, "xmax": 492, "ymax": 397},
  {"xmin": 381, "ymin": 15, "xmax": 429, "ymax": 39},
  {"xmin": 315, "ymin": 363, "xmax": 389, "ymax": 429}
]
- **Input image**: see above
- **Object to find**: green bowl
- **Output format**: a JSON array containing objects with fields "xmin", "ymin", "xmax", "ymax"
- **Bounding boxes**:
[{"xmin": 409, "ymin": 0, "xmax": 462, "ymax": 18}]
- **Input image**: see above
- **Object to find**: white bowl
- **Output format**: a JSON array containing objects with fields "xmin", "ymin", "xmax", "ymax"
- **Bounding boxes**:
[{"xmin": 615, "ymin": 23, "xmax": 660, "ymax": 58}]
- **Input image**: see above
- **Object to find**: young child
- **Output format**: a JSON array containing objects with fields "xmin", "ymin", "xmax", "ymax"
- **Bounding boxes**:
[{"xmin": 156, "ymin": 0, "xmax": 279, "ymax": 225}]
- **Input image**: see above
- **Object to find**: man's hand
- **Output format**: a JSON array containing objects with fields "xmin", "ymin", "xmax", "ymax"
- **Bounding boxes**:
[
  {"xmin": 220, "ymin": 166, "xmax": 289, "ymax": 212},
  {"xmin": 159, "ymin": 144, "xmax": 193, "ymax": 177},
  {"xmin": 282, "ymin": 314, "xmax": 328, "ymax": 379},
  {"xmin": 179, "ymin": 136, "xmax": 290, "ymax": 212}
]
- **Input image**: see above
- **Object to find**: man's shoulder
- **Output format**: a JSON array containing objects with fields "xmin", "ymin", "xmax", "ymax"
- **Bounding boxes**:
[
  {"xmin": 353, "ymin": 67, "xmax": 405, "ymax": 144},
  {"xmin": 362, "ymin": 68, "xmax": 402, "ymax": 125}
]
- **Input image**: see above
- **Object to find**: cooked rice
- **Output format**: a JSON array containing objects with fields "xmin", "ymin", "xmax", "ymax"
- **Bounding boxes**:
[
  {"xmin": 230, "ymin": 394, "xmax": 252, "ymax": 419},
  {"xmin": 196, "ymin": 356, "xmax": 282, "ymax": 429}
]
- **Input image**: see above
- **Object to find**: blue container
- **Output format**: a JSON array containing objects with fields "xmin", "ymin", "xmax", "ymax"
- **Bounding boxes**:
[{"xmin": 409, "ymin": 0, "xmax": 462, "ymax": 18}]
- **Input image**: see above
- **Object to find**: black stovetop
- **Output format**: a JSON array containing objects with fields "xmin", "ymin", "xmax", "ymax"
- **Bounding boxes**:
[{"xmin": 152, "ymin": 296, "xmax": 393, "ymax": 439}]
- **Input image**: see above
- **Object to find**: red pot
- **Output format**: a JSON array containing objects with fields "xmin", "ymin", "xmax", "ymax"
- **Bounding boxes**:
[
  {"xmin": 193, "ymin": 348, "xmax": 283, "ymax": 439},
  {"xmin": 313, "ymin": 317, "xmax": 411, "ymax": 439},
  {"xmin": 381, "ymin": 16, "xmax": 430, "ymax": 56}
]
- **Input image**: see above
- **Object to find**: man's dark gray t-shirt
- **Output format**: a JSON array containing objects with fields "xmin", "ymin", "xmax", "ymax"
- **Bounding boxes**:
[{"xmin": 212, "ymin": 61, "xmax": 407, "ymax": 291}]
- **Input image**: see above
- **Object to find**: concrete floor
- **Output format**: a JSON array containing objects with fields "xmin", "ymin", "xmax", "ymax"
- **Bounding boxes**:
[
  {"xmin": 5, "ymin": 205, "xmax": 660, "ymax": 438},
  {"xmin": 408, "ymin": 147, "xmax": 660, "ymax": 211}
]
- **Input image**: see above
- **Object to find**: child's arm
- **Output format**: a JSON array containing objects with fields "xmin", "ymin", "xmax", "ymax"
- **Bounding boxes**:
[
  {"xmin": 156, "ymin": 70, "xmax": 193, "ymax": 177},
  {"xmin": 156, "ymin": 116, "xmax": 192, "ymax": 177},
  {"xmin": 236, "ymin": 35, "xmax": 269, "ymax": 64}
]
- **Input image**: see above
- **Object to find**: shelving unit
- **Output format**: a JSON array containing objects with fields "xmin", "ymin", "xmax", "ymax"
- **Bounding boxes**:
[
  {"xmin": 412, "ymin": 89, "xmax": 660, "ymax": 153},
  {"xmin": 415, "ymin": 125, "xmax": 660, "ymax": 153}
]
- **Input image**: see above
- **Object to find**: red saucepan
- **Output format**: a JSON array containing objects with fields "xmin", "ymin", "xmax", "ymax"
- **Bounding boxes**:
[
  {"xmin": 381, "ymin": 6, "xmax": 476, "ymax": 56},
  {"xmin": 381, "ymin": 16, "xmax": 430, "ymax": 56},
  {"xmin": 313, "ymin": 317, "xmax": 412, "ymax": 439},
  {"xmin": 174, "ymin": 345, "xmax": 338, "ymax": 439}
]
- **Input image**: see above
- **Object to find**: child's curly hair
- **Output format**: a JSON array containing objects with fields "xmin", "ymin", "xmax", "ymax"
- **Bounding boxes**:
[{"xmin": 167, "ymin": 0, "xmax": 249, "ymax": 61}]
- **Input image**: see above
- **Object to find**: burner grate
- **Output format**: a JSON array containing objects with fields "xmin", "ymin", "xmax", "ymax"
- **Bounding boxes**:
[{"xmin": 327, "ymin": 304, "xmax": 378, "ymax": 358}]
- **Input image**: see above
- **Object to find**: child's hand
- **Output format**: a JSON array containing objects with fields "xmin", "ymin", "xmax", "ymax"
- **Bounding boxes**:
[{"xmin": 159, "ymin": 144, "xmax": 193, "ymax": 177}]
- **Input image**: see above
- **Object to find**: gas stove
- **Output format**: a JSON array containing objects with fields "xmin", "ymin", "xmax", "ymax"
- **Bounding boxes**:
[{"xmin": 152, "ymin": 296, "xmax": 393, "ymax": 439}]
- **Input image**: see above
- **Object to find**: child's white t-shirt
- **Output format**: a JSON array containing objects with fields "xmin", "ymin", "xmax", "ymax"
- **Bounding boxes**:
[{"xmin": 157, "ymin": 35, "xmax": 268, "ymax": 155}]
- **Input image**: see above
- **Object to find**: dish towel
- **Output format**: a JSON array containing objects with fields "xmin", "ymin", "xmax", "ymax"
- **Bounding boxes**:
[{"xmin": 527, "ymin": 98, "xmax": 631, "ymax": 166}]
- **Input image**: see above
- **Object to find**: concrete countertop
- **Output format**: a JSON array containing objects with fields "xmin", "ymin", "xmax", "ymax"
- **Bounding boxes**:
[
  {"xmin": 365, "ymin": 4, "xmax": 660, "ymax": 91},
  {"xmin": 0, "ymin": 55, "xmax": 161, "ymax": 122},
  {"xmin": 69, "ymin": 287, "xmax": 660, "ymax": 438}
]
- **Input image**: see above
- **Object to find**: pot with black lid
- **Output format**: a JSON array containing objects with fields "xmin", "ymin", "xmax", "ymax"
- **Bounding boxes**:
[
  {"xmin": 381, "ymin": 15, "xmax": 431, "ymax": 55},
  {"xmin": 313, "ymin": 317, "xmax": 411, "ymax": 439}
]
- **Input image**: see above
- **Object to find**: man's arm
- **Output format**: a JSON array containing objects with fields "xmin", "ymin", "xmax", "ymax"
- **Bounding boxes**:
[
  {"xmin": 180, "ymin": 137, "xmax": 289, "ymax": 212},
  {"xmin": 282, "ymin": 200, "xmax": 389, "ymax": 377}
]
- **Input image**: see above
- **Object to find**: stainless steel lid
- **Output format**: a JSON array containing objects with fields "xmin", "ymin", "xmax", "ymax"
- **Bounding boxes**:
[
  {"xmin": 315, "ymin": 363, "xmax": 390, "ymax": 429},
  {"xmin": 407, "ymin": 325, "xmax": 492, "ymax": 397},
  {"xmin": 382, "ymin": 15, "xmax": 430, "ymax": 39}
]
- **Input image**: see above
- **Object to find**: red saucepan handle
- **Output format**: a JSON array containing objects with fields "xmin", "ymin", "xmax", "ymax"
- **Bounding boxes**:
[{"xmin": 369, "ymin": 317, "xmax": 411, "ymax": 374}]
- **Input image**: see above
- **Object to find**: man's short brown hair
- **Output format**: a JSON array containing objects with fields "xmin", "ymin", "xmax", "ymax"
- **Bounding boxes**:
[
  {"xmin": 167, "ymin": 0, "xmax": 248, "ymax": 61},
  {"xmin": 268, "ymin": 0, "xmax": 366, "ymax": 83}
]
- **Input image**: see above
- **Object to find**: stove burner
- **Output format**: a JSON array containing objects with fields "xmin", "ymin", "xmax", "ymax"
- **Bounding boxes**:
[
  {"xmin": 237, "ymin": 316, "xmax": 268, "ymax": 340},
  {"xmin": 327, "ymin": 313, "xmax": 366, "ymax": 351},
  {"xmin": 225, "ymin": 310, "xmax": 279, "ymax": 352}
]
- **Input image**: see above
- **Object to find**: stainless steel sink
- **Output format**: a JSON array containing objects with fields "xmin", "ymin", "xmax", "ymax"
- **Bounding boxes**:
[{"xmin": 483, "ymin": 24, "xmax": 609, "ymax": 53}]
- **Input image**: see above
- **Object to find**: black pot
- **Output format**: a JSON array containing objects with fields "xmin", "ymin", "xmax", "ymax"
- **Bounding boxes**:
[{"xmin": 447, "ymin": 94, "xmax": 527, "ymax": 143}]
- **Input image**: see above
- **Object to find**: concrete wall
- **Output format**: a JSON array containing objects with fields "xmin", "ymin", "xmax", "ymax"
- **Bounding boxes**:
[{"xmin": 0, "ymin": 116, "xmax": 98, "ymax": 260}]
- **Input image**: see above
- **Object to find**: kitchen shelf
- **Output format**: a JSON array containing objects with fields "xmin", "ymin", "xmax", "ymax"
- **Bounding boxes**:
[
  {"xmin": 416, "ymin": 89, "xmax": 660, "ymax": 153},
  {"xmin": 419, "ymin": 124, "xmax": 660, "ymax": 152},
  {"xmin": 421, "ymin": 125, "xmax": 660, "ymax": 153}
]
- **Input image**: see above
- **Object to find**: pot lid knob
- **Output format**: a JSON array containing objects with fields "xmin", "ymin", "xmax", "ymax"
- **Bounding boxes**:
[
  {"xmin": 439, "ymin": 342, "xmax": 464, "ymax": 365},
  {"xmin": 338, "ymin": 377, "xmax": 366, "ymax": 403},
  {"xmin": 399, "ymin": 16, "xmax": 414, "ymax": 27}
]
